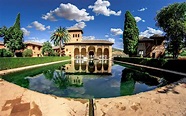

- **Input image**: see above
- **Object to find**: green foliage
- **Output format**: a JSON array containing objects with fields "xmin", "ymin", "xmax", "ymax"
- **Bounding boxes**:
[
  {"xmin": 156, "ymin": 2, "xmax": 186, "ymax": 59},
  {"xmin": 123, "ymin": 11, "xmax": 139, "ymax": 57},
  {"xmin": 0, "ymin": 56, "xmax": 70, "ymax": 70},
  {"xmin": 180, "ymin": 50, "xmax": 186, "ymax": 56},
  {"xmin": 23, "ymin": 49, "xmax": 33, "ymax": 57},
  {"xmin": 42, "ymin": 41, "xmax": 54, "ymax": 56},
  {"xmin": 114, "ymin": 57, "xmax": 186, "ymax": 73},
  {"xmin": 50, "ymin": 26, "xmax": 70, "ymax": 57},
  {"xmin": 0, "ymin": 48, "xmax": 13, "ymax": 57},
  {"xmin": 0, "ymin": 13, "xmax": 24, "ymax": 55}
]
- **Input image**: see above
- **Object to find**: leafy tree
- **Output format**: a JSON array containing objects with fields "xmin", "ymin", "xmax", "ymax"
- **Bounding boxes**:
[
  {"xmin": 50, "ymin": 26, "xmax": 70, "ymax": 57},
  {"xmin": 42, "ymin": 41, "xmax": 54, "ymax": 56},
  {"xmin": 123, "ymin": 11, "xmax": 139, "ymax": 57},
  {"xmin": 0, "ymin": 13, "xmax": 24, "ymax": 56},
  {"xmin": 23, "ymin": 49, "xmax": 33, "ymax": 57},
  {"xmin": 156, "ymin": 2, "xmax": 186, "ymax": 59}
]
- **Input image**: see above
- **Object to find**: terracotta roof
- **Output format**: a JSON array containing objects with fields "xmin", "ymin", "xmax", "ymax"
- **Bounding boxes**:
[
  {"xmin": 0, "ymin": 41, "xmax": 4, "ymax": 45},
  {"xmin": 65, "ymin": 39, "xmax": 113, "ymax": 45},
  {"xmin": 24, "ymin": 41, "xmax": 43, "ymax": 46},
  {"xmin": 52, "ymin": 46, "xmax": 65, "ymax": 49}
]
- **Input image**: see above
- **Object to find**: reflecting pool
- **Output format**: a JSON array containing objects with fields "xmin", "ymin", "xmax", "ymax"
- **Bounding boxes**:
[{"xmin": 1, "ymin": 60, "xmax": 174, "ymax": 99}]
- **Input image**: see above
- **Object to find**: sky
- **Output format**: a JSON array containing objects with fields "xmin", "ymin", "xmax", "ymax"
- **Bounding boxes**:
[{"xmin": 0, "ymin": 0, "xmax": 185, "ymax": 49}]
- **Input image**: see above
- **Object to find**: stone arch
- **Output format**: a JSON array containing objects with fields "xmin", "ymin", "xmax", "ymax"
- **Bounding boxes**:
[
  {"xmin": 97, "ymin": 48, "xmax": 102, "ymax": 59},
  {"xmin": 81, "ymin": 48, "xmax": 86, "ymax": 58},
  {"xmin": 97, "ymin": 62, "xmax": 102, "ymax": 71},
  {"xmin": 88, "ymin": 46, "xmax": 95, "ymax": 59},
  {"xmin": 74, "ymin": 48, "xmax": 79, "ymax": 59},
  {"xmin": 104, "ymin": 48, "xmax": 109, "ymax": 59}
]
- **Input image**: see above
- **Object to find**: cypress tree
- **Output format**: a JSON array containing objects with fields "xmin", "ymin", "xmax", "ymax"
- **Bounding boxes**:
[{"xmin": 123, "ymin": 11, "xmax": 139, "ymax": 57}]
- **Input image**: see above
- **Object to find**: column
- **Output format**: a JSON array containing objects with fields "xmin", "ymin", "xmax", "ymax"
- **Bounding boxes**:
[{"xmin": 102, "ymin": 46, "xmax": 104, "ymax": 59}]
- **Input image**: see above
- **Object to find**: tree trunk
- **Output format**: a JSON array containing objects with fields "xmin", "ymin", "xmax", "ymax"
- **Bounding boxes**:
[{"xmin": 59, "ymin": 40, "xmax": 62, "ymax": 57}]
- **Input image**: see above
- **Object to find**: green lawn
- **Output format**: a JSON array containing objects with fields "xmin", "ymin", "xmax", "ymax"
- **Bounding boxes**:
[{"xmin": 0, "ymin": 56, "xmax": 70, "ymax": 71}]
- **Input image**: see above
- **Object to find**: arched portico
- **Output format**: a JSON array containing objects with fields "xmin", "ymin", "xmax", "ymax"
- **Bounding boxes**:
[{"xmin": 72, "ymin": 45, "xmax": 112, "ymax": 59}]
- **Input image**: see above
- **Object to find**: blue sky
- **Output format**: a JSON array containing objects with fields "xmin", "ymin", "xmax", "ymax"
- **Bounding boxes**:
[{"xmin": 0, "ymin": 0, "xmax": 185, "ymax": 49}]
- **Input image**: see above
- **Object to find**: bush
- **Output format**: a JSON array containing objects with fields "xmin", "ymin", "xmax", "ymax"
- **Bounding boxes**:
[
  {"xmin": 0, "ymin": 49, "xmax": 13, "ymax": 57},
  {"xmin": 0, "ymin": 56, "xmax": 70, "ymax": 70},
  {"xmin": 23, "ymin": 49, "xmax": 33, "ymax": 57}
]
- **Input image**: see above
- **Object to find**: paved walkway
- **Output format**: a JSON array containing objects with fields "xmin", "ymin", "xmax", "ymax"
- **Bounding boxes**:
[
  {"xmin": 0, "ymin": 60, "xmax": 186, "ymax": 116},
  {"xmin": 0, "ymin": 60, "xmax": 70, "ymax": 76}
]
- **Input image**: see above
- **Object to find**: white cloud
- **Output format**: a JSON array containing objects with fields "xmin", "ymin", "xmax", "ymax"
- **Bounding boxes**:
[
  {"xmin": 32, "ymin": 21, "xmax": 50, "ymax": 31},
  {"xmin": 134, "ymin": 16, "xmax": 145, "ymax": 23},
  {"xmin": 26, "ymin": 37, "xmax": 48, "ymax": 43},
  {"xmin": 27, "ymin": 25, "xmax": 32, "ymax": 28},
  {"xmin": 69, "ymin": 22, "xmax": 86, "ymax": 29},
  {"xmin": 138, "ymin": 7, "xmax": 147, "ymax": 12},
  {"xmin": 105, "ymin": 34, "xmax": 109, "ymax": 38},
  {"xmin": 140, "ymin": 27, "xmax": 164, "ymax": 38},
  {"xmin": 83, "ymin": 36, "xmax": 95, "ymax": 40},
  {"xmin": 21, "ymin": 28, "xmax": 30, "ymax": 36},
  {"xmin": 108, "ymin": 38, "xmax": 115, "ymax": 43},
  {"xmin": 110, "ymin": 28, "xmax": 123, "ymax": 35},
  {"xmin": 88, "ymin": 0, "xmax": 121, "ymax": 16},
  {"xmin": 46, "ymin": 26, "xmax": 50, "ymax": 29},
  {"xmin": 42, "ymin": 3, "xmax": 94, "ymax": 22},
  {"xmin": 134, "ymin": 16, "xmax": 141, "ymax": 22}
]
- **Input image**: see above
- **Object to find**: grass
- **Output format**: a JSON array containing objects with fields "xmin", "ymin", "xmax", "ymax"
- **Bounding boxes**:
[{"xmin": 0, "ymin": 56, "xmax": 70, "ymax": 71}]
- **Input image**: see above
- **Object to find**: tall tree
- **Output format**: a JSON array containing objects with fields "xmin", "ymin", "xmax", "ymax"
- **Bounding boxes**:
[
  {"xmin": 0, "ymin": 13, "xmax": 24, "ymax": 56},
  {"xmin": 50, "ymin": 26, "xmax": 70, "ymax": 57},
  {"xmin": 123, "ymin": 11, "xmax": 139, "ymax": 57},
  {"xmin": 42, "ymin": 41, "xmax": 54, "ymax": 56},
  {"xmin": 156, "ymin": 2, "xmax": 186, "ymax": 59}
]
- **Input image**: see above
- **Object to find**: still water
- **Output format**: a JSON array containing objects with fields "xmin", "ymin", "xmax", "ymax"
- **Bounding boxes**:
[
  {"xmin": 1, "ymin": 60, "xmax": 163, "ymax": 99},
  {"xmin": 20, "ymin": 60, "xmax": 159, "ymax": 98}
]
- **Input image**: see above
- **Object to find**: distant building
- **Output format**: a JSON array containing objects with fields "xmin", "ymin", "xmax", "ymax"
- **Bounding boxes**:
[
  {"xmin": 24, "ymin": 41, "xmax": 43, "ymax": 57},
  {"xmin": 65, "ymin": 28, "xmax": 113, "ymax": 60},
  {"xmin": 137, "ymin": 35, "xmax": 165, "ymax": 58},
  {"xmin": 0, "ymin": 41, "xmax": 5, "ymax": 49}
]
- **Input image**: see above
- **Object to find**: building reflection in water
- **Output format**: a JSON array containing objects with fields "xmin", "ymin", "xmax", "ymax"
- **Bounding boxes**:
[
  {"xmin": 63, "ymin": 59, "xmax": 112, "ymax": 88},
  {"xmin": 65, "ymin": 59, "xmax": 112, "ymax": 74}
]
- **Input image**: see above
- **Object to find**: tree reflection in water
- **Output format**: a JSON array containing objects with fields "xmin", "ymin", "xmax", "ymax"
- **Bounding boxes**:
[{"xmin": 120, "ymin": 68, "xmax": 160, "ymax": 96}]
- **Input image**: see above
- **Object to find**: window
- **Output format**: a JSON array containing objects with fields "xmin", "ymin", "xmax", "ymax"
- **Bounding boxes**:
[
  {"xmin": 78, "ymin": 34, "xmax": 79, "ymax": 37},
  {"xmin": 33, "ymin": 46, "xmax": 35, "ymax": 50},
  {"xmin": 76, "ymin": 39, "xmax": 78, "ymax": 41},
  {"xmin": 73, "ymin": 34, "xmax": 75, "ymax": 38},
  {"xmin": 66, "ymin": 49, "xmax": 68, "ymax": 51}
]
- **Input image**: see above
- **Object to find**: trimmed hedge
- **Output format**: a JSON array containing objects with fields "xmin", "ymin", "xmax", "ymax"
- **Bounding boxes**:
[
  {"xmin": 114, "ymin": 57, "xmax": 186, "ymax": 73},
  {"xmin": 0, "ymin": 56, "xmax": 70, "ymax": 71}
]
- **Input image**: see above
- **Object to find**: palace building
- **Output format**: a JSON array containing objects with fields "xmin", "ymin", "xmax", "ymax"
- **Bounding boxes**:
[{"xmin": 65, "ymin": 28, "xmax": 114, "ymax": 60}]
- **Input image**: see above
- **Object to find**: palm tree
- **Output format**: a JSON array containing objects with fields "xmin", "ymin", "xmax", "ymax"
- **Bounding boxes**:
[{"xmin": 50, "ymin": 26, "xmax": 70, "ymax": 57}]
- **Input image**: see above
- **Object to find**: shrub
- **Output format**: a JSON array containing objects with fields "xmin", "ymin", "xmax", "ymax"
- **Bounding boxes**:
[
  {"xmin": 0, "ymin": 48, "xmax": 13, "ymax": 57},
  {"xmin": 23, "ymin": 49, "xmax": 33, "ymax": 57}
]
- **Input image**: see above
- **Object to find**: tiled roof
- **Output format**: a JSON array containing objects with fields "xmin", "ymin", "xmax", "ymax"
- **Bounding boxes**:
[
  {"xmin": 65, "ymin": 39, "xmax": 113, "ymax": 45},
  {"xmin": 24, "ymin": 41, "xmax": 43, "ymax": 46},
  {"xmin": 52, "ymin": 46, "xmax": 65, "ymax": 49},
  {"xmin": 0, "ymin": 41, "xmax": 4, "ymax": 45}
]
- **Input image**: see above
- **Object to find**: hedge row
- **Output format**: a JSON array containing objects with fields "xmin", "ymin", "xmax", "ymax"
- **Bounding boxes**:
[
  {"xmin": 0, "ymin": 56, "xmax": 70, "ymax": 71},
  {"xmin": 114, "ymin": 57, "xmax": 186, "ymax": 73}
]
